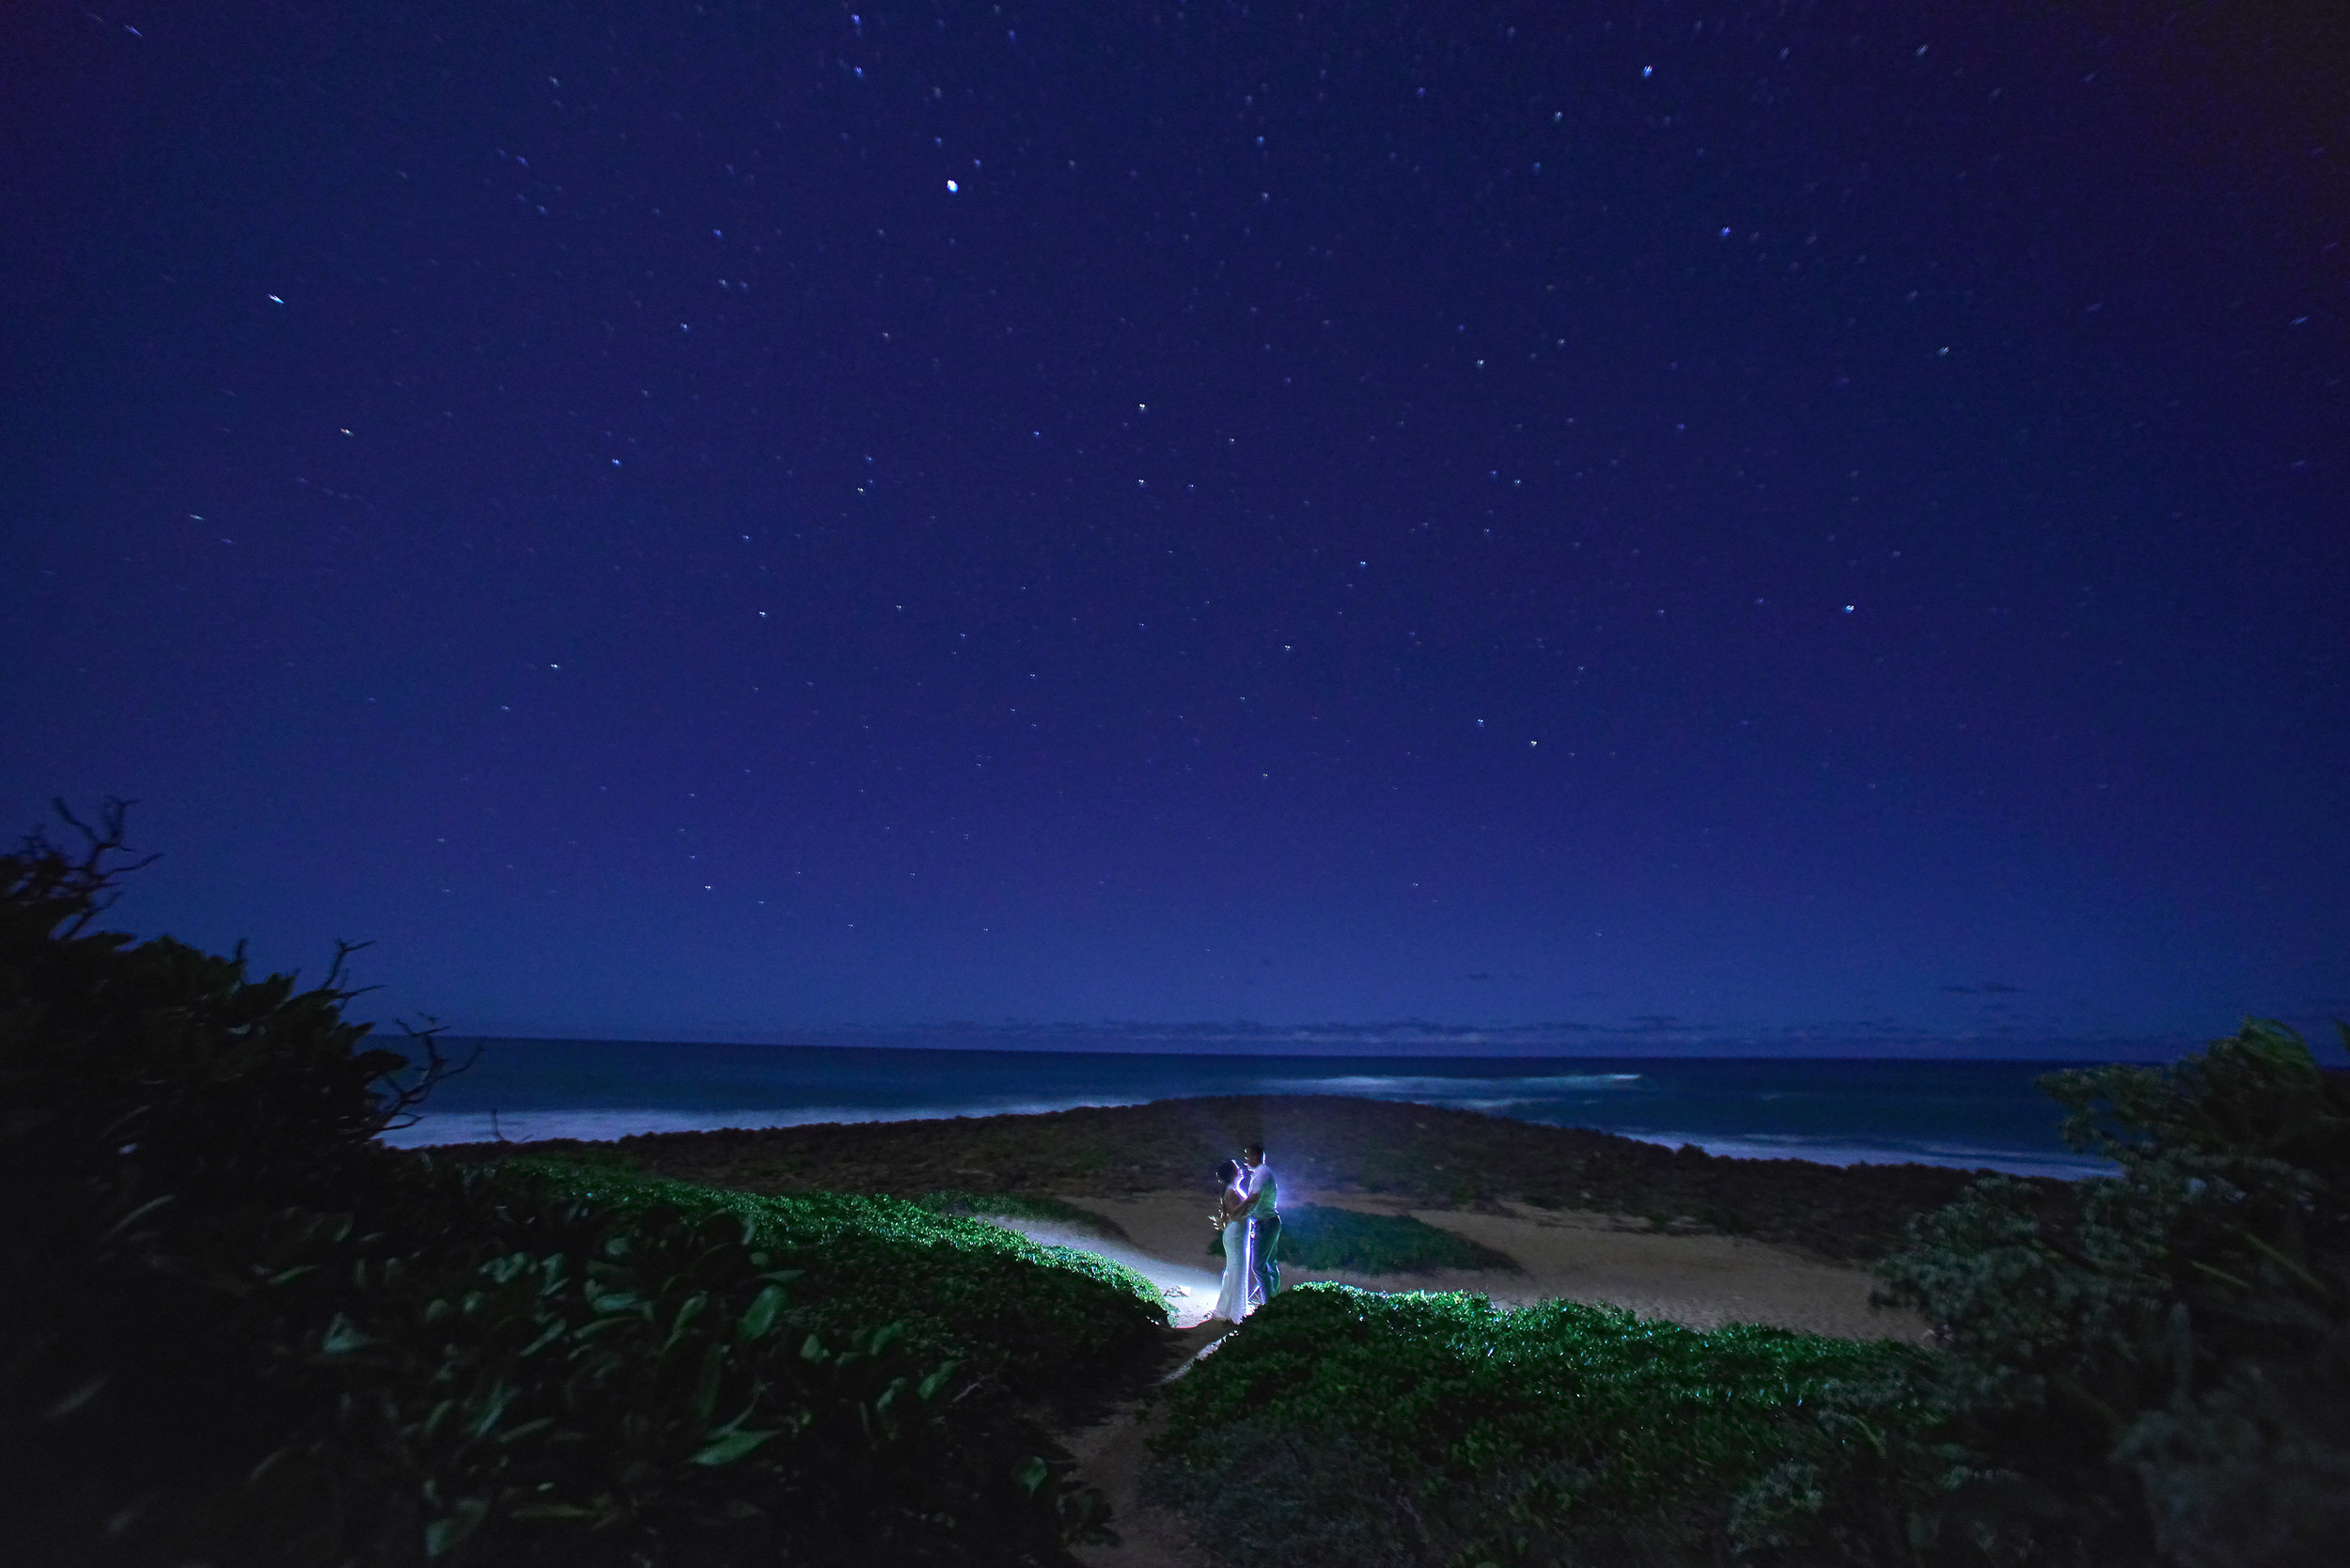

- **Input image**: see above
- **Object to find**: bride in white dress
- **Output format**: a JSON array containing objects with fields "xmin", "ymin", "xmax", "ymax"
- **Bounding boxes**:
[{"xmin": 1210, "ymin": 1158, "xmax": 1256, "ymax": 1324}]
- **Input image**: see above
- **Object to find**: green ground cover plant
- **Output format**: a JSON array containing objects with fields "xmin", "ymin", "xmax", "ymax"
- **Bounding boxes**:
[
  {"xmin": 1206, "ymin": 1205, "xmax": 1521, "ymax": 1275},
  {"xmin": 506, "ymin": 1160, "xmax": 1167, "ymax": 1397},
  {"xmin": 0, "ymin": 804, "xmax": 1159, "ymax": 1565},
  {"xmin": 1148, "ymin": 1285, "xmax": 1924, "ymax": 1567}
]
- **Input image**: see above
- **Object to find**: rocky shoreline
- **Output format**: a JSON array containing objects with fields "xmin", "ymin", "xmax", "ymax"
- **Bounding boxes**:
[{"xmin": 428, "ymin": 1092, "xmax": 2071, "ymax": 1262}]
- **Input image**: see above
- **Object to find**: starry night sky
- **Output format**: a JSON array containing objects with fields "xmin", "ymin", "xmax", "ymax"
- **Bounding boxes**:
[{"xmin": 4, "ymin": 1, "xmax": 2344, "ymax": 1055}]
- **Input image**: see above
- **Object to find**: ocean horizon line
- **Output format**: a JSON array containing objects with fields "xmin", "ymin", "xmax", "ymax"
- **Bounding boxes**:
[{"xmin": 384, "ymin": 1027, "xmax": 2252, "ymax": 1064}]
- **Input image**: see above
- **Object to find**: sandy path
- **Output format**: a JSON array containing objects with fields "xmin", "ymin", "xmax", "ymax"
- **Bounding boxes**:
[
  {"xmin": 1056, "ymin": 1322, "xmax": 1230, "ymax": 1568},
  {"xmin": 986, "ymin": 1192, "xmax": 1924, "ymax": 1568},
  {"xmin": 975, "ymin": 1217, "xmax": 1236, "ymax": 1565}
]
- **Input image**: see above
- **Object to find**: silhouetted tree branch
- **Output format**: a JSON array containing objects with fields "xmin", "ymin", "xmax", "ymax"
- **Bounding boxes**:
[
  {"xmin": 370, "ymin": 1014, "xmax": 481, "ymax": 1135},
  {"xmin": 8, "ymin": 795, "xmax": 158, "ymax": 937}
]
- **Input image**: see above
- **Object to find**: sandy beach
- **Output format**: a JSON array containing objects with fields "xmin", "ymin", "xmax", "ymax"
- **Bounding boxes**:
[{"xmin": 1001, "ymin": 1188, "xmax": 1922, "ymax": 1341}]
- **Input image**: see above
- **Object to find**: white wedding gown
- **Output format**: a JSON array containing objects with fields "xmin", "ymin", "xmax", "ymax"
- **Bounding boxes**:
[{"xmin": 1212, "ymin": 1212, "xmax": 1255, "ymax": 1323}]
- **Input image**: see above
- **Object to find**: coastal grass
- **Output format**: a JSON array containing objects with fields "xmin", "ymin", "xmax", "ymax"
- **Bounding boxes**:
[
  {"xmin": 1207, "ymin": 1204, "xmax": 1522, "ymax": 1275},
  {"xmin": 1148, "ymin": 1284, "xmax": 1932, "ymax": 1567}
]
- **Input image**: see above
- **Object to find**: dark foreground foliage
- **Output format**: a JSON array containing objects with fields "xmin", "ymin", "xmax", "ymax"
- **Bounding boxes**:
[
  {"xmin": 1744, "ymin": 1018, "xmax": 2350, "ymax": 1568},
  {"xmin": 0, "ymin": 805, "xmax": 1161, "ymax": 1565},
  {"xmin": 1149, "ymin": 1286, "xmax": 1921, "ymax": 1567},
  {"xmin": 1203, "ymin": 1204, "xmax": 1523, "ymax": 1275}
]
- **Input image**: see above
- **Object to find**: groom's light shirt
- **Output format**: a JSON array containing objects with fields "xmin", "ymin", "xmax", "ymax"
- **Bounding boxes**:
[{"xmin": 1244, "ymin": 1160, "xmax": 1278, "ymax": 1217}]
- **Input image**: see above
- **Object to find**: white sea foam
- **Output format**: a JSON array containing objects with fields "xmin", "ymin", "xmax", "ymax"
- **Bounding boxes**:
[
  {"xmin": 380, "ymin": 1090, "xmax": 2106, "ymax": 1183},
  {"xmin": 381, "ymin": 1098, "xmax": 1152, "ymax": 1148},
  {"xmin": 1614, "ymin": 1131, "xmax": 2113, "ymax": 1181},
  {"xmin": 1268, "ymin": 1073, "xmax": 1643, "ymax": 1097}
]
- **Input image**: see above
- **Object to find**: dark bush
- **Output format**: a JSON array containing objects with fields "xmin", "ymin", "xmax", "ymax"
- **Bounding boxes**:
[
  {"xmin": 0, "ymin": 805, "xmax": 1131, "ymax": 1564},
  {"xmin": 1741, "ymin": 1018, "xmax": 2350, "ymax": 1567},
  {"xmin": 1148, "ymin": 1283, "xmax": 1921, "ymax": 1567}
]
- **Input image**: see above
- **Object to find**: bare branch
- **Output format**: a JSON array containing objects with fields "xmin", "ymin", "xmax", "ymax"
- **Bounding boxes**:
[
  {"xmin": 323, "ymin": 937, "xmax": 378, "ymax": 995},
  {"xmin": 14, "ymin": 796, "xmax": 160, "ymax": 936},
  {"xmin": 369, "ymin": 1015, "xmax": 484, "ymax": 1135}
]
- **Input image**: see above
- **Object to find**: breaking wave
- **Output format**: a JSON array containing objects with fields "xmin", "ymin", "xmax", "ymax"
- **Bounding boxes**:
[
  {"xmin": 382, "ymin": 1097, "xmax": 1153, "ymax": 1149},
  {"xmin": 1269, "ymin": 1073, "xmax": 1643, "ymax": 1098},
  {"xmin": 1613, "ymin": 1130, "xmax": 2114, "ymax": 1181}
]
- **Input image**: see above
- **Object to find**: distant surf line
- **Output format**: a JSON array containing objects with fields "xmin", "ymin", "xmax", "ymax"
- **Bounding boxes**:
[
  {"xmin": 383, "ymin": 1070, "xmax": 1653, "ymax": 1150},
  {"xmin": 1268, "ymin": 1073, "xmax": 1645, "ymax": 1095},
  {"xmin": 384, "ymin": 1098, "xmax": 2108, "ymax": 1181},
  {"xmin": 382, "ymin": 1101, "xmax": 1155, "ymax": 1148}
]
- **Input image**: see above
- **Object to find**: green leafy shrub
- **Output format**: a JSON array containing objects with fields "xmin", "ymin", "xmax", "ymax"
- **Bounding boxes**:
[
  {"xmin": 508, "ymin": 1161, "xmax": 1167, "ymax": 1403},
  {"xmin": 0, "ymin": 806, "xmax": 1143, "ymax": 1564},
  {"xmin": 1204, "ymin": 1204, "xmax": 1521, "ymax": 1275},
  {"xmin": 43, "ymin": 1163, "xmax": 1087, "ymax": 1565},
  {"xmin": 1148, "ymin": 1283, "xmax": 1920, "ymax": 1566},
  {"xmin": 1742, "ymin": 1019, "xmax": 2350, "ymax": 1566}
]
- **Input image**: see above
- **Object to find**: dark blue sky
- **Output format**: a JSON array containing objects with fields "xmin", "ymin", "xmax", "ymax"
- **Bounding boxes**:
[{"xmin": 5, "ymin": 1, "xmax": 2344, "ymax": 1055}]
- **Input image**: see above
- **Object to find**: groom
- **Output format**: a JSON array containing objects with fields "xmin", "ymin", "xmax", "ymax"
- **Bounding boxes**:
[{"xmin": 1240, "ymin": 1142, "xmax": 1280, "ymax": 1301}]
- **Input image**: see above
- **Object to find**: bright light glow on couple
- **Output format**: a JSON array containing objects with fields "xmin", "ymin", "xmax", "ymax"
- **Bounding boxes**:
[{"xmin": 1209, "ymin": 1142, "xmax": 1281, "ymax": 1324}]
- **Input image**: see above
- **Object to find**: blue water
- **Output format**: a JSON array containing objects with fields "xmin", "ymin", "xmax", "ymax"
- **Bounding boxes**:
[{"xmin": 384, "ymin": 1039, "xmax": 2121, "ymax": 1180}]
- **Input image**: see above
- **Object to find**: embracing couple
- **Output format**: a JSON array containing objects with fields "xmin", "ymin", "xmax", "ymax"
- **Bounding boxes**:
[{"xmin": 1209, "ymin": 1141, "xmax": 1280, "ymax": 1325}]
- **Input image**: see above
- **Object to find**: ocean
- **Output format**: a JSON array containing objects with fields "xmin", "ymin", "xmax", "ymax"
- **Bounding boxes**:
[{"xmin": 382, "ymin": 1039, "xmax": 2123, "ymax": 1180}]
